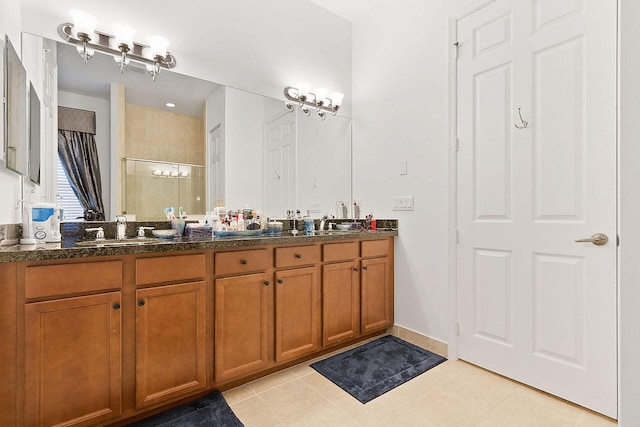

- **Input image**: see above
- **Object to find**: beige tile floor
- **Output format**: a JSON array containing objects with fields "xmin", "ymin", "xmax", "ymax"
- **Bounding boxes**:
[{"xmin": 223, "ymin": 349, "xmax": 617, "ymax": 427}]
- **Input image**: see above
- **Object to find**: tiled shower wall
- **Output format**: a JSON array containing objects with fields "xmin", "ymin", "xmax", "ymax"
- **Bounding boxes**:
[{"xmin": 122, "ymin": 104, "xmax": 206, "ymax": 220}]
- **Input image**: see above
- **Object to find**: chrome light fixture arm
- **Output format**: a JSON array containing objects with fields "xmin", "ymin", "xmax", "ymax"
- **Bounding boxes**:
[{"xmin": 57, "ymin": 23, "xmax": 177, "ymax": 72}]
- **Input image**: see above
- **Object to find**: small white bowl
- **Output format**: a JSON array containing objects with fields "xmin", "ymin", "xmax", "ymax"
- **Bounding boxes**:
[{"xmin": 152, "ymin": 229, "xmax": 177, "ymax": 239}]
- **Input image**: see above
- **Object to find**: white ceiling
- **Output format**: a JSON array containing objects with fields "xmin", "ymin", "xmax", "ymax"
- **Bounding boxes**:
[{"xmin": 307, "ymin": 0, "xmax": 384, "ymax": 22}]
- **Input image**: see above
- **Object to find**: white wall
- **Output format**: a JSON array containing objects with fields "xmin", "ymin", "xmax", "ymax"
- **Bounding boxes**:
[
  {"xmin": 224, "ymin": 87, "xmax": 264, "ymax": 210},
  {"xmin": 618, "ymin": 0, "xmax": 640, "ymax": 424},
  {"xmin": 57, "ymin": 91, "xmax": 111, "ymax": 216},
  {"xmin": 352, "ymin": 0, "xmax": 467, "ymax": 343},
  {"xmin": 296, "ymin": 112, "xmax": 351, "ymax": 218},
  {"xmin": 0, "ymin": 0, "xmax": 24, "ymax": 224}
]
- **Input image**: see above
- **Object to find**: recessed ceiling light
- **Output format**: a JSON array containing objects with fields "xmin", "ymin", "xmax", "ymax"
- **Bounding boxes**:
[{"xmin": 165, "ymin": 102, "xmax": 176, "ymax": 108}]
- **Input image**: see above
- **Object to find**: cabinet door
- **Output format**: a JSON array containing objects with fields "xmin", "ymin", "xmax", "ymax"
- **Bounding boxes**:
[
  {"xmin": 275, "ymin": 266, "xmax": 321, "ymax": 362},
  {"xmin": 215, "ymin": 273, "xmax": 270, "ymax": 382},
  {"xmin": 361, "ymin": 257, "xmax": 390, "ymax": 334},
  {"xmin": 136, "ymin": 281, "xmax": 207, "ymax": 409},
  {"xmin": 322, "ymin": 261, "xmax": 360, "ymax": 346},
  {"xmin": 24, "ymin": 292, "xmax": 122, "ymax": 427}
]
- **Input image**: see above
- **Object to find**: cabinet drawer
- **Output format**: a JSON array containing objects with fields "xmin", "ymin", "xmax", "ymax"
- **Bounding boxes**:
[
  {"xmin": 361, "ymin": 240, "xmax": 389, "ymax": 258},
  {"xmin": 323, "ymin": 242, "xmax": 359, "ymax": 262},
  {"xmin": 275, "ymin": 245, "xmax": 320, "ymax": 268},
  {"xmin": 215, "ymin": 249, "xmax": 269, "ymax": 275},
  {"xmin": 25, "ymin": 260, "xmax": 123, "ymax": 299},
  {"xmin": 136, "ymin": 253, "xmax": 206, "ymax": 286}
]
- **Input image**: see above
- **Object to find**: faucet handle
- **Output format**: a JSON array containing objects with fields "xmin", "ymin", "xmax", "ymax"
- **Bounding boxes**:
[
  {"xmin": 137, "ymin": 226, "xmax": 154, "ymax": 237},
  {"xmin": 85, "ymin": 227, "xmax": 105, "ymax": 240}
]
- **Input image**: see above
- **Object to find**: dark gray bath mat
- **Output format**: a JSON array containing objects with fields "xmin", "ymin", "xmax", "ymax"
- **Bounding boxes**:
[
  {"xmin": 129, "ymin": 390, "xmax": 243, "ymax": 426},
  {"xmin": 311, "ymin": 335, "xmax": 447, "ymax": 403}
]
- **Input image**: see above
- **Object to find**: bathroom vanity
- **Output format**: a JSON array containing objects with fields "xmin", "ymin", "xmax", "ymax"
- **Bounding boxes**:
[{"xmin": 0, "ymin": 230, "xmax": 395, "ymax": 426}]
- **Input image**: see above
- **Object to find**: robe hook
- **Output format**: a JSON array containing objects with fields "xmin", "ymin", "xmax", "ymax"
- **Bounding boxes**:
[{"xmin": 515, "ymin": 107, "xmax": 528, "ymax": 129}]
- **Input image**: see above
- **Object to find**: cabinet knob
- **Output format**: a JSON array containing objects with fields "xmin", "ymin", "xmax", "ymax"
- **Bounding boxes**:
[
  {"xmin": 112, "ymin": 303, "xmax": 121, "ymax": 310},
  {"xmin": 264, "ymin": 281, "xmax": 270, "ymax": 286},
  {"xmin": 363, "ymin": 266, "xmax": 368, "ymax": 271},
  {"xmin": 354, "ymin": 267, "xmax": 359, "ymax": 272},
  {"xmin": 277, "ymin": 279, "xmax": 284, "ymax": 284},
  {"xmin": 138, "ymin": 300, "xmax": 145, "ymax": 307},
  {"xmin": 240, "ymin": 259, "xmax": 248, "ymax": 265},
  {"xmin": 295, "ymin": 253, "xmax": 302, "ymax": 259}
]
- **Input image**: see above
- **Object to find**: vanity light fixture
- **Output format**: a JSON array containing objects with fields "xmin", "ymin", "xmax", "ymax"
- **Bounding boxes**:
[
  {"xmin": 58, "ymin": 9, "xmax": 176, "ymax": 81},
  {"xmin": 284, "ymin": 83, "xmax": 344, "ymax": 120}
]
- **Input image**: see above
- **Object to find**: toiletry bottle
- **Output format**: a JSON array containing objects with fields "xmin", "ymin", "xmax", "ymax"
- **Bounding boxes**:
[
  {"xmin": 341, "ymin": 203, "xmax": 347, "ymax": 219},
  {"xmin": 229, "ymin": 216, "xmax": 238, "ymax": 231},
  {"xmin": 237, "ymin": 213, "xmax": 245, "ymax": 231},
  {"xmin": 354, "ymin": 202, "xmax": 360, "ymax": 219}
]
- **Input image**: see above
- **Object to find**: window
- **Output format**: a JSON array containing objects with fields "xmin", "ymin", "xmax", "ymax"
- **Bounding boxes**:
[{"xmin": 56, "ymin": 155, "xmax": 84, "ymax": 220}]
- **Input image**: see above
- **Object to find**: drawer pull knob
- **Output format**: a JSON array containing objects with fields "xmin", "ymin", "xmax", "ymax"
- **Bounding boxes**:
[
  {"xmin": 138, "ymin": 300, "xmax": 145, "ymax": 307},
  {"xmin": 113, "ymin": 303, "xmax": 121, "ymax": 310},
  {"xmin": 277, "ymin": 279, "xmax": 284, "ymax": 284},
  {"xmin": 240, "ymin": 259, "xmax": 248, "ymax": 265},
  {"xmin": 295, "ymin": 253, "xmax": 302, "ymax": 259},
  {"xmin": 354, "ymin": 267, "xmax": 359, "ymax": 272},
  {"xmin": 363, "ymin": 266, "xmax": 368, "ymax": 271},
  {"xmin": 264, "ymin": 281, "xmax": 270, "ymax": 286}
]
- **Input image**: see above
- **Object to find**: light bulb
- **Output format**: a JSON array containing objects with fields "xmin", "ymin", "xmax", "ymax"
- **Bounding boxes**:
[
  {"xmin": 69, "ymin": 9, "xmax": 96, "ymax": 39},
  {"xmin": 114, "ymin": 23, "xmax": 136, "ymax": 50},
  {"xmin": 329, "ymin": 92, "xmax": 344, "ymax": 107},
  {"xmin": 296, "ymin": 81, "xmax": 312, "ymax": 99},
  {"xmin": 147, "ymin": 35, "xmax": 169, "ymax": 59},
  {"xmin": 314, "ymin": 87, "xmax": 328, "ymax": 106}
]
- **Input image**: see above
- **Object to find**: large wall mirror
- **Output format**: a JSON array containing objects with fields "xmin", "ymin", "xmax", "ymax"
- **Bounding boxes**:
[
  {"xmin": 4, "ymin": 35, "xmax": 29, "ymax": 178},
  {"xmin": 24, "ymin": 32, "xmax": 352, "ymax": 221}
]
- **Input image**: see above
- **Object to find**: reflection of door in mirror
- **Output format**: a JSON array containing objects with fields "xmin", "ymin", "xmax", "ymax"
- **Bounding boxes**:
[
  {"xmin": 207, "ymin": 125, "xmax": 224, "ymax": 208},
  {"xmin": 5, "ymin": 36, "xmax": 28, "ymax": 177},
  {"xmin": 264, "ymin": 113, "xmax": 296, "ymax": 217}
]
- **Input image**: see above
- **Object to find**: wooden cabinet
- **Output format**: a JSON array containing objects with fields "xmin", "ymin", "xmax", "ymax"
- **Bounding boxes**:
[
  {"xmin": 360, "ymin": 256, "xmax": 391, "ymax": 334},
  {"xmin": 275, "ymin": 266, "xmax": 321, "ymax": 362},
  {"xmin": 23, "ymin": 260, "xmax": 124, "ymax": 427},
  {"xmin": 322, "ymin": 261, "xmax": 360, "ymax": 346},
  {"xmin": 135, "ymin": 281, "xmax": 207, "ymax": 409},
  {"xmin": 215, "ymin": 272, "xmax": 271, "ymax": 382},
  {"xmin": 10, "ymin": 235, "xmax": 393, "ymax": 425},
  {"xmin": 24, "ymin": 292, "xmax": 122, "ymax": 427}
]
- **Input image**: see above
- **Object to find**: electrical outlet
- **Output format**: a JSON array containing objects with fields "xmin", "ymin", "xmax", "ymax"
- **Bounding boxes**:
[{"xmin": 393, "ymin": 196, "xmax": 414, "ymax": 211}]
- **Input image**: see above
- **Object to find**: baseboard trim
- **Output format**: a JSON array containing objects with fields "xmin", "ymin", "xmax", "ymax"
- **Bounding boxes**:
[{"xmin": 389, "ymin": 325, "xmax": 448, "ymax": 358}]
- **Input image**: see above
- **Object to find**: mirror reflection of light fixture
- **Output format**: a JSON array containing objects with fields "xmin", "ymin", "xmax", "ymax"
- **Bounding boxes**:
[
  {"xmin": 284, "ymin": 84, "xmax": 344, "ymax": 120},
  {"xmin": 58, "ymin": 9, "xmax": 176, "ymax": 81}
]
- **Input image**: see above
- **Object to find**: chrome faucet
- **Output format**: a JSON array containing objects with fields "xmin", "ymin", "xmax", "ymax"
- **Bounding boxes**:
[
  {"xmin": 116, "ymin": 216, "xmax": 127, "ymax": 240},
  {"xmin": 319, "ymin": 215, "xmax": 328, "ymax": 231},
  {"xmin": 85, "ymin": 227, "xmax": 105, "ymax": 241}
]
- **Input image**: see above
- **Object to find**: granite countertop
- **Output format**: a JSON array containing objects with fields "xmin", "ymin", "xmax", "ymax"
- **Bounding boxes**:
[{"xmin": 0, "ymin": 230, "xmax": 398, "ymax": 263}]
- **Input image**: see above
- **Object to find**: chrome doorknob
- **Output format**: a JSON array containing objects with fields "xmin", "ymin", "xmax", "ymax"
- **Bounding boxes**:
[{"xmin": 575, "ymin": 233, "xmax": 609, "ymax": 246}]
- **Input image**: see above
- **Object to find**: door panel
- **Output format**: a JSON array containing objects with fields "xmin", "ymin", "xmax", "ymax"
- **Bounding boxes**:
[{"xmin": 456, "ymin": 0, "xmax": 617, "ymax": 417}]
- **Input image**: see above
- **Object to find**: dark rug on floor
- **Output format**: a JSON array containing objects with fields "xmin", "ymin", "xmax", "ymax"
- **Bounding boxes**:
[
  {"xmin": 129, "ymin": 390, "xmax": 243, "ymax": 427},
  {"xmin": 311, "ymin": 335, "xmax": 447, "ymax": 404}
]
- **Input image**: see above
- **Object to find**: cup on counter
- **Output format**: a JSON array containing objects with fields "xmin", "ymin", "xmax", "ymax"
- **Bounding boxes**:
[
  {"xmin": 304, "ymin": 217, "xmax": 314, "ymax": 235},
  {"xmin": 266, "ymin": 221, "xmax": 283, "ymax": 237},
  {"xmin": 171, "ymin": 218, "xmax": 185, "ymax": 236}
]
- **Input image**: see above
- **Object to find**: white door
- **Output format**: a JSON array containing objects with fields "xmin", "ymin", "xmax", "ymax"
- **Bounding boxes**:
[
  {"xmin": 456, "ymin": 0, "xmax": 617, "ymax": 417},
  {"xmin": 264, "ymin": 113, "xmax": 296, "ymax": 217}
]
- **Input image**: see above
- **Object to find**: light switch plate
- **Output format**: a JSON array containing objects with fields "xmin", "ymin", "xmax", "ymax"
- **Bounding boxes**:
[
  {"xmin": 393, "ymin": 196, "xmax": 414, "ymax": 211},
  {"xmin": 400, "ymin": 160, "xmax": 407, "ymax": 175}
]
